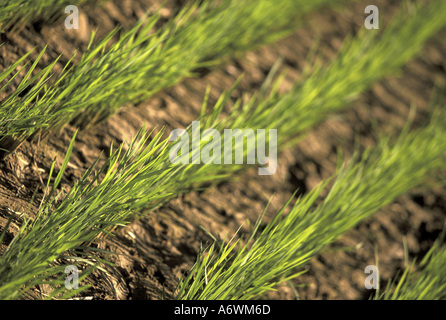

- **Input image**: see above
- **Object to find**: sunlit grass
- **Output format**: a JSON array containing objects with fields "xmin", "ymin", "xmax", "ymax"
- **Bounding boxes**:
[{"xmin": 0, "ymin": 0, "xmax": 445, "ymax": 300}]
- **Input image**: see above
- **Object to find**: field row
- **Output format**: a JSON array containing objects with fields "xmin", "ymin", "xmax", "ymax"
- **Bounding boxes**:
[{"xmin": 0, "ymin": 0, "xmax": 445, "ymax": 299}]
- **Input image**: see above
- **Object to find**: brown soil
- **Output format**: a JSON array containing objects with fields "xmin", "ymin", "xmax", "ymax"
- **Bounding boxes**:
[{"xmin": 0, "ymin": 0, "xmax": 445, "ymax": 300}]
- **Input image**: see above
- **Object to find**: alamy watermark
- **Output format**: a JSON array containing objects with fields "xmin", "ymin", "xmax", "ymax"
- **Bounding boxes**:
[
  {"xmin": 65, "ymin": 5, "xmax": 79, "ymax": 29},
  {"xmin": 364, "ymin": 265, "xmax": 379, "ymax": 289},
  {"xmin": 168, "ymin": 121, "xmax": 277, "ymax": 175},
  {"xmin": 64, "ymin": 265, "xmax": 79, "ymax": 290},
  {"xmin": 364, "ymin": 5, "xmax": 379, "ymax": 30}
]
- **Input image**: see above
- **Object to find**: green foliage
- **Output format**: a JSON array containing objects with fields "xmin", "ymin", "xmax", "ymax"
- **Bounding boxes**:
[
  {"xmin": 0, "ymin": 0, "xmax": 347, "ymax": 154},
  {"xmin": 376, "ymin": 237, "xmax": 446, "ymax": 300},
  {"xmin": 0, "ymin": 46, "xmax": 71, "ymax": 157},
  {"xmin": 175, "ymin": 107, "xmax": 446, "ymax": 300},
  {"xmin": 0, "ymin": 0, "xmax": 445, "ymax": 300},
  {"xmin": 2, "ymin": 0, "xmax": 445, "ymax": 155},
  {"xmin": 264, "ymin": 0, "xmax": 446, "ymax": 148}
]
